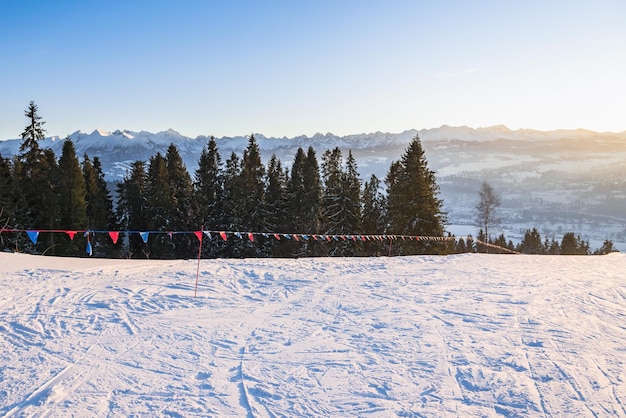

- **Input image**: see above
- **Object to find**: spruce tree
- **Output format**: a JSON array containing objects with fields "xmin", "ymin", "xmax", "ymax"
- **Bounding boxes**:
[
  {"xmin": 361, "ymin": 174, "xmax": 386, "ymax": 256},
  {"xmin": 341, "ymin": 150, "xmax": 362, "ymax": 256},
  {"xmin": 237, "ymin": 134, "xmax": 266, "ymax": 256},
  {"xmin": 561, "ymin": 232, "xmax": 589, "ymax": 255},
  {"xmin": 264, "ymin": 154, "xmax": 289, "ymax": 256},
  {"xmin": 57, "ymin": 139, "xmax": 88, "ymax": 256},
  {"xmin": 194, "ymin": 137, "xmax": 224, "ymax": 257},
  {"xmin": 385, "ymin": 135, "xmax": 445, "ymax": 255},
  {"xmin": 301, "ymin": 147, "xmax": 323, "ymax": 256},
  {"xmin": 145, "ymin": 153, "xmax": 174, "ymax": 259},
  {"xmin": 19, "ymin": 101, "xmax": 46, "ymax": 156},
  {"xmin": 518, "ymin": 228, "xmax": 544, "ymax": 254},
  {"xmin": 0, "ymin": 155, "xmax": 14, "ymax": 251},
  {"xmin": 285, "ymin": 148, "xmax": 308, "ymax": 256},
  {"xmin": 221, "ymin": 152, "xmax": 243, "ymax": 257},
  {"xmin": 116, "ymin": 161, "xmax": 148, "ymax": 258},
  {"xmin": 194, "ymin": 137, "xmax": 223, "ymax": 225},
  {"xmin": 165, "ymin": 144, "xmax": 195, "ymax": 258},
  {"xmin": 321, "ymin": 148, "xmax": 362, "ymax": 256},
  {"xmin": 83, "ymin": 155, "xmax": 116, "ymax": 256},
  {"xmin": 14, "ymin": 102, "xmax": 59, "ymax": 254},
  {"xmin": 321, "ymin": 147, "xmax": 343, "ymax": 228}
]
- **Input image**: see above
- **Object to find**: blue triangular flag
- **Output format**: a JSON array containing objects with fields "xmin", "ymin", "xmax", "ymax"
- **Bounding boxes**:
[
  {"xmin": 86, "ymin": 241, "xmax": 93, "ymax": 256},
  {"xmin": 203, "ymin": 231, "xmax": 212, "ymax": 239},
  {"xmin": 26, "ymin": 230, "xmax": 39, "ymax": 244},
  {"xmin": 139, "ymin": 231, "xmax": 149, "ymax": 243}
]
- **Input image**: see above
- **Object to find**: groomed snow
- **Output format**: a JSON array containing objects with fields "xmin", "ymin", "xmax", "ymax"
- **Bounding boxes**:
[{"xmin": 1, "ymin": 252, "xmax": 625, "ymax": 416}]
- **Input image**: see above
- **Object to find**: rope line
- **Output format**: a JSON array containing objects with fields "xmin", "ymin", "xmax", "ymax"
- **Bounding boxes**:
[{"xmin": 0, "ymin": 228, "xmax": 517, "ymax": 255}]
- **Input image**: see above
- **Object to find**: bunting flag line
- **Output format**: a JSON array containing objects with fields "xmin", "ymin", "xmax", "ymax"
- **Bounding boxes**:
[{"xmin": 1, "ymin": 227, "xmax": 487, "ymax": 253}]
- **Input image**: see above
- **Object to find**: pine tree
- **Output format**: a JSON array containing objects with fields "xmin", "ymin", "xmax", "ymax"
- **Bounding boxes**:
[
  {"xmin": 518, "ymin": 228, "xmax": 544, "ymax": 254},
  {"xmin": 57, "ymin": 138, "xmax": 88, "ymax": 256},
  {"xmin": 301, "ymin": 147, "xmax": 323, "ymax": 256},
  {"xmin": 264, "ymin": 154, "xmax": 289, "ymax": 257},
  {"xmin": 19, "ymin": 101, "xmax": 46, "ymax": 156},
  {"xmin": 341, "ymin": 151, "xmax": 362, "ymax": 256},
  {"xmin": 361, "ymin": 174, "xmax": 386, "ymax": 256},
  {"xmin": 320, "ymin": 148, "xmax": 362, "ymax": 256},
  {"xmin": 116, "ymin": 161, "xmax": 148, "ymax": 258},
  {"xmin": 14, "ymin": 102, "xmax": 59, "ymax": 254},
  {"xmin": 385, "ymin": 135, "xmax": 445, "ymax": 255},
  {"xmin": 0, "ymin": 155, "xmax": 14, "ymax": 251},
  {"xmin": 221, "ymin": 152, "xmax": 243, "ymax": 257},
  {"xmin": 321, "ymin": 147, "xmax": 345, "ymax": 255},
  {"xmin": 285, "ymin": 148, "xmax": 308, "ymax": 257},
  {"xmin": 455, "ymin": 237, "xmax": 468, "ymax": 253},
  {"xmin": 561, "ymin": 232, "xmax": 589, "ymax": 255},
  {"xmin": 546, "ymin": 238, "xmax": 561, "ymax": 255},
  {"xmin": 83, "ymin": 155, "xmax": 116, "ymax": 256},
  {"xmin": 194, "ymin": 137, "xmax": 223, "ymax": 225},
  {"xmin": 145, "ymin": 153, "xmax": 174, "ymax": 259},
  {"xmin": 237, "ymin": 134, "xmax": 266, "ymax": 256},
  {"xmin": 194, "ymin": 137, "xmax": 224, "ymax": 257},
  {"xmin": 166, "ymin": 144, "xmax": 196, "ymax": 258},
  {"xmin": 594, "ymin": 239, "xmax": 617, "ymax": 255}
]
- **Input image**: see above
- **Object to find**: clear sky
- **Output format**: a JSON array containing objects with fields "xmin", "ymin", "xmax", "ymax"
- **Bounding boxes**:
[{"xmin": 1, "ymin": 0, "xmax": 625, "ymax": 140}]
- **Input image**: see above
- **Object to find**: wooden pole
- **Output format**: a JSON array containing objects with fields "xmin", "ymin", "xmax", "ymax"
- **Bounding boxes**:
[{"xmin": 194, "ymin": 226, "xmax": 204, "ymax": 298}]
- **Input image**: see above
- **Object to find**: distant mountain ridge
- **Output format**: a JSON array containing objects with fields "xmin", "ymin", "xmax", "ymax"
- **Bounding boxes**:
[{"xmin": 1, "ymin": 125, "xmax": 624, "ymax": 180}]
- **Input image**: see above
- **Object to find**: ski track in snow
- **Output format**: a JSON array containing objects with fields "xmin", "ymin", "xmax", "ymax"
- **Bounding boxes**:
[{"xmin": 0, "ymin": 252, "xmax": 625, "ymax": 417}]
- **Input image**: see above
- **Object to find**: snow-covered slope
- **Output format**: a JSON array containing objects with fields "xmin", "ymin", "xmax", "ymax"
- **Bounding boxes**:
[{"xmin": 1, "ymin": 252, "xmax": 625, "ymax": 416}]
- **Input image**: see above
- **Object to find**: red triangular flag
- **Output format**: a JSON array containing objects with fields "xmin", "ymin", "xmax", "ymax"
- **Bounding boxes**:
[
  {"xmin": 109, "ymin": 231, "xmax": 120, "ymax": 244},
  {"xmin": 220, "ymin": 231, "xmax": 228, "ymax": 241},
  {"xmin": 65, "ymin": 231, "xmax": 77, "ymax": 240},
  {"xmin": 194, "ymin": 231, "xmax": 203, "ymax": 242},
  {"xmin": 274, "ymin": 233, "xmax": 281, "ymax": 240},
  {"xmin": 247, "ymin": 232, "xmax": 254, "ymax": 242}
]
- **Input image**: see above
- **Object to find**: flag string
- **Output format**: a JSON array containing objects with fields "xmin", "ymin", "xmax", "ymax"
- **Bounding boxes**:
[
  {"xmin": 1, "ymin": 227, "xmax": 465, "ymax": 247},
  {"xmin": 0, "ymin": 227, "xmax": 464, "ymax": 242},
  {"xmin": 0, "ymin": 228, "xmax": 523, "ymax": 257}
]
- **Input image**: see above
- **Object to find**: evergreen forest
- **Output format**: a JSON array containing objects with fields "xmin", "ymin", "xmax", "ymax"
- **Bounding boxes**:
[{"xmin": 0, "ymin": 103, "xmax": 617, "ymax": 258}]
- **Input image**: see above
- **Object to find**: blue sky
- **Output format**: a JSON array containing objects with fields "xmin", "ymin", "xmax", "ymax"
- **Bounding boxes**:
[{"xmin": 1, "ymin": 0, "xmax": 625, "ymax": 139}]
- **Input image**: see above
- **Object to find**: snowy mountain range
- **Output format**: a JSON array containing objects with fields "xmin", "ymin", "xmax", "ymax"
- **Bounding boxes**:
[{"xmin": 1, "ymin": 125, "xmax": 625, "ymax": 250}]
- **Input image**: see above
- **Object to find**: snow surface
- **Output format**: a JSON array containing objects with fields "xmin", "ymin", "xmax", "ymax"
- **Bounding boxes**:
[{"xmin": 1, "ymin": 252, "xmax": 625, "ymax": 417}]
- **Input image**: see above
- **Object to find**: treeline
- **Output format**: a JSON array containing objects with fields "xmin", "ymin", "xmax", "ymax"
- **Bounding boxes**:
[
  {"xmin": 0, "ymin": 102, "xmax": 448, "ymax": 258},
  {"xmin": 472, "ymin": 228, "xmax": 617, "ymax": 255},
  {"xmin": 1, "ymin": 103, "xmax": 617, "ymax": 258}
]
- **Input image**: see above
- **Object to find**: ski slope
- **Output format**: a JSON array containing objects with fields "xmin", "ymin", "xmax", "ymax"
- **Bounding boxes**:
[{"xmin": 1, "ymin": 252, "xmax": 625, "ymax": 416}]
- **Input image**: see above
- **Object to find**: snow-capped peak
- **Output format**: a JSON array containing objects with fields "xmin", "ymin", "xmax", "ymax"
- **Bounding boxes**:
[{"xmin": 92, "ymin": 128, "xmax": 111, "ymax": 137}]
